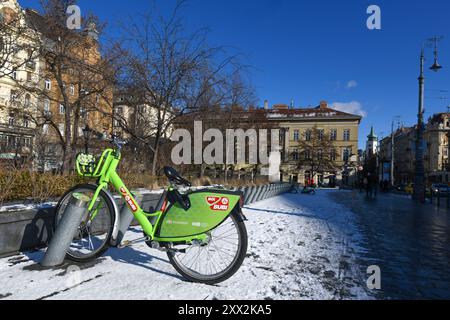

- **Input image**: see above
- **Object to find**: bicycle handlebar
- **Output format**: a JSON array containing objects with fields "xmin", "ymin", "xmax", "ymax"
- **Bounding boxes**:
[{"xmin": 84, "ymin": 127, "xmax": 127, "ymax": 150}]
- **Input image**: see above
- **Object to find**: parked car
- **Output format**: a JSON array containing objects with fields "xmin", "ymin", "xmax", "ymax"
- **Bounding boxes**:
[{"xmin": 430, "ymin": 183, "xmax": 450, "ymax": 195}]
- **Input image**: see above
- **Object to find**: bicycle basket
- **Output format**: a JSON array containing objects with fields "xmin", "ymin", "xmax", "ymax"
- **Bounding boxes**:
[
  {"xmin": 76, "ymin": 148, "xmax": 113, "ymax": 177},
  {"xmin": 76, "ymin": 153, "xmax": 99, "ymax": 177}
]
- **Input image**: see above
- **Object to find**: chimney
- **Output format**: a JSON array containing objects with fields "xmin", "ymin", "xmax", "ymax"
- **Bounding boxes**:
[
  {"xmin": 273, "ymin": 104, "xmax": 289, "ymax": 110},
  {"xmin": 319, "ymin": 101, "xmax": 328, "ymax": 109},
  {"xmin": 263, "ymin": 100, "xmax": 269, "ymax": 110}
]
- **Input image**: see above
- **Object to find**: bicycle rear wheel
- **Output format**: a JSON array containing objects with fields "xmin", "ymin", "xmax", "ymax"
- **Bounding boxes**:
[
  {"xmin": 54, "ymin": 184, "xmax": 115, "ymax": 262},
  {"xmin": 166, "ymin": 209, "xmax": 248, "ymax": 285}
]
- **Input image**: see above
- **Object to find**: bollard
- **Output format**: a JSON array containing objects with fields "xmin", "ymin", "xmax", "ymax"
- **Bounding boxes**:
[
  {"xmin": 242, "ymin": 187, "xmax": 251, "ymax": 206},
  {"xmin": 256, "ymin": 186, "xmax": 263, "ymax": 201},
  {"xmin": 265, "ymin": 185, "xmax": 270, "ymax": 198},
  {"xmin": 250, "ymin": 186, "xmax": 261, "ymax": 204},
  {"xmin": 41, "ymin": 193, "xmax": 90, "ymax": 267},
  {"xmin": 269, "ymin": 185, "xmax": 274, "ymax": 197},
  {"xmin": 245, "ymin": 186, "xmax": 256, "ymax": 205},
  {"xmin": 112, "ymin": 192, "xmax": 143, "ymax": 247},
  {"xmin": 262, "ymin": 185, "xmax": 269, "ymax": 200},
  {"xmin": 257, "ymin": 186, "xmax": 267, "ymax": 201},
  {"xmin": 255, "ymin": 186, "xmax": 265, "ymax": 202}
]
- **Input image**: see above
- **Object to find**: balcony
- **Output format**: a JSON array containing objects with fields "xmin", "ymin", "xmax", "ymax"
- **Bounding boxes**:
[{"xmin": 0, "ymin": 123, "xmax": 35, "ymax": 136}]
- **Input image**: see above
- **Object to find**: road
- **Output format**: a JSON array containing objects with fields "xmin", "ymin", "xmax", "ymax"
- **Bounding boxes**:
[{"xmin": 331, "ymin": 190, "xmax": 450, "ymax": 299}]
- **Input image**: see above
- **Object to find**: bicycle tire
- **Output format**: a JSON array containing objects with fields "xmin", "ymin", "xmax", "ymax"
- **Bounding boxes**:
[{"xmin": 166, "ymin": 209, "xmax": 248, "ymax": 285}]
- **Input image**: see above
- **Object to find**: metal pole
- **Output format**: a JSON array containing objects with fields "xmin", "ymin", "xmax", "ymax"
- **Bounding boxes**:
[
  {"xmin": 391, "ymin": 121, "xmax": 395, "ymax": 188},
  {"xmin": 112, "ymin": 192, "xmax": 143, "ymax": 247},
  {"xmin": 414, "ymin": 49, "xmax": 426, "ymax": 203},
  {"xmin": 41, "ymin": 193, "xmax": 90, "ymax": 267}
]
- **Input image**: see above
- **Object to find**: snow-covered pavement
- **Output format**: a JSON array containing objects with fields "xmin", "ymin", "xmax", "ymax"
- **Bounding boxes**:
[{"xmin": 0, "ymin": 190, "xmax": 371, "ymax": 300}]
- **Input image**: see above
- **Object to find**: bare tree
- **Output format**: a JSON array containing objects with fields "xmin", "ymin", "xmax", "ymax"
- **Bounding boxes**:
[
  {"xmin": 297, "ymin": 126, "xmax": 339, "ymax": 184},
  {"xmin": 9, "ymin": 1, "xmax": 116, "ymax": 173},
  {"xmin": 113, "ymin": 1, "xmax": 242, "ymax": 175}
]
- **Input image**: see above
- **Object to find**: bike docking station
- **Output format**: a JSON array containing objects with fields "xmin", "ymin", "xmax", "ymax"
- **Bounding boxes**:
[
  {"xmin": 41, "ymin": 191, "xmax": 145, "ymax": 268},
  {"xmin": 112, "ymin": 192, "xmax": 144, "ymax": 248},
  {"xmin": 41, "ymin": 193, "xmax": 91, "ymax": 267}
]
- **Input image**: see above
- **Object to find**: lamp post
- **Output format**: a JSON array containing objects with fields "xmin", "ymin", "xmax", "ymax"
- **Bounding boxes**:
[
  {"xmin": 414, "ymin": 37, "xmax": 444, "ymax": 203},
  {"xmin": 82, "ymin": 125, "xmax": 91, "ymax": 154}
]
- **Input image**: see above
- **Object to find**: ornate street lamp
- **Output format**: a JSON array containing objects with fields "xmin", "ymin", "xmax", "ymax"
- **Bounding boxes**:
[{"xmin": 414, "ymin": 36, "xmax": 444, "ymax": 203}]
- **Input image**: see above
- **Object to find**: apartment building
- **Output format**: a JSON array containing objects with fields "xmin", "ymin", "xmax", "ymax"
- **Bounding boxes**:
[
  {"xmin": 0, "ymin": 0, "xmax": 113, "ymax": 171},
  {"xmin": 270, "ymin": 101, "xmax": 361, "ymax": 185},
  {"xmin": 378, "ymin": 112, "xmax": 450, "ymax": 186}
]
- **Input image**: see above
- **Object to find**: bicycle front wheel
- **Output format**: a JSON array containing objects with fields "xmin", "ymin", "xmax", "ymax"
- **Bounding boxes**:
[
  {"xmin": 166, "ymin": 209, "xmax": 248, "ymax": 285},
  {"xmin": 54, "ymin": 184, "xmax": 115, "ymax": 263}
]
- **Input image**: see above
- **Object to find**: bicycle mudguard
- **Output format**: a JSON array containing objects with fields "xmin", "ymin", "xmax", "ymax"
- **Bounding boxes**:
[{"xmin": 156, "ymin": 189, "xmax": 242, "ymax": 239}]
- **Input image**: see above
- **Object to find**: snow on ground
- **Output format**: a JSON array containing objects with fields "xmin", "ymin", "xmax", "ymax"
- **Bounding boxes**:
[
  {"xmin": 0, "ymin": 190, "xmax": 372, "ymax": 300},
  {"xmin": 0, "ymin": 202, "xmax": 57, "ymax": 213}
]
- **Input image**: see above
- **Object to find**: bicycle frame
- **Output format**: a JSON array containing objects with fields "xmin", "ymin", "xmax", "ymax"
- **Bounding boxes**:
[{"xmin": 83, "ymin": 148, "xmax": 207, "ymax": 244}]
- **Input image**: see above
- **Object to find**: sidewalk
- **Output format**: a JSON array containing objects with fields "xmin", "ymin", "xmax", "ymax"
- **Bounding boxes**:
[{"xmin": 0, "ymin": 191, "xmax": 370, "ymax": 300}]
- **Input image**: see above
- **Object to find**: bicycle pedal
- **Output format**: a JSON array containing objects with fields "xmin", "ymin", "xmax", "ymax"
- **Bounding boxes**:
[{"xmin": 118, "ymin": 237, "xmax": 149, "ymax": 249}]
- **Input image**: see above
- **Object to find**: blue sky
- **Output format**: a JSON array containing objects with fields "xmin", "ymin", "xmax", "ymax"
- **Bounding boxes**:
[{"xmin": 18, "ymin": 0, "xmax": 450, "ymax": 148}]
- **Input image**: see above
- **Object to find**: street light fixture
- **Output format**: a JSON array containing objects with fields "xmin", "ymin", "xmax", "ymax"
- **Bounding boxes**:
[
  {"xmin": 430, "ymin": 37, "xmax": 444, "ymax": 72},
  {"xmin": 82, "ymin": 125, "xmax": 91, "ymax": 154},
  {"xmin": 414, "ymin": 36, "xmax": 444, "ymax": 203}
]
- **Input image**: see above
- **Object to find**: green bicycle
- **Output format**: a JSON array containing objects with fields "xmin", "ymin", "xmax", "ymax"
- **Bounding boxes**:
[{"xmin": 54, "ymin": 135, "xmax": 248, "ymax": 284}]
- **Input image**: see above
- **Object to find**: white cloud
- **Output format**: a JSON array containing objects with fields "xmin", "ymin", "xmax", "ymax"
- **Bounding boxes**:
[
  {"xmin": 346, "ymin": 80, "xmax": 358, "ymax": 89},
  {"xmin": 330, "ymin": 101, "xmax": 367, "ymax": 117}
]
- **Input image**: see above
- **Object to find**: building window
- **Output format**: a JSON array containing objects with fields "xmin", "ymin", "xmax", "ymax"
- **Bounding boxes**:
[
  {"xmin": 24, "ymin": 138, "xmax": 31, "ymax": 147},
  {"xmin": 330, "ymin": 129, "xmax": 337, "ymax": 141},
  {"xmin": 59, "ymin": 104, "xmax": 65, "ymax": 114},
  {"xmin": 343, "ymin": 147, "xmax": 352, "ymax": 162},
  {"xmin": 292, "ymin": 148, "xmax": 299, "ymax": 161},
  {"xmin": 317, "ymin": 148, "xmax": 323, "ymax": 160},
  {"xmin": 305, "ymin": 130, "xmax": 312, "ymax": 141},
  {"xmin": 70, "ymin": 84, "xmax": 75, "ymax": 95},
  {"xmin": 12, "ymin": 71, "xmax": 17, "ymax": 80},
  {"xmin": 45, "ymin": 79, "xmax": 51, "ymax": 91},
  {"xmin": 44, "ymin": 99, "xmax": 50, "ymax": 112},
  {"xmin": 293, "ymin": 130, "xmax": 299, "ymax": 141},
  {"xmin": 23, "ymin": 117, "xmax": 29, "ymax": 128},
  {"xmin": 59, "ymin": 124, "xmax": 64, "ymax": 137},
  {"xmin": 304, "ymin": 149, "xmax": 311, "ymax": 160},
  {"xmin": 343, "ymin": 129, "xmax": 350, "ymax": 141},
  {"xmin": 8, "ymin": 117, "xmax": 14, "ymax": 127},
  {"xmin": 318, "ymin": 129, "xmax": 324, "ymax": 141},
  {"xmin": 330, "ymin": 148, "xmax": 336, "ymax": 161},
  {"xmin": 24, "ymin": 94, "xmax": 31, "ymax": 108},
  {"xmin": 26, "ymin": 71, "xmax": 32, "ymax": 82},
  {"xmin": 10, "ymin": 90, "xmax": 18, "ymax": 102}
]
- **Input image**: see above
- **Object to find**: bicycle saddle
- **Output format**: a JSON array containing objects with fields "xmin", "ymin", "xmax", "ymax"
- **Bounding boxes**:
[{"xmin": 163, "ymin": 166, "xmax": 192, "ymax": 187}]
